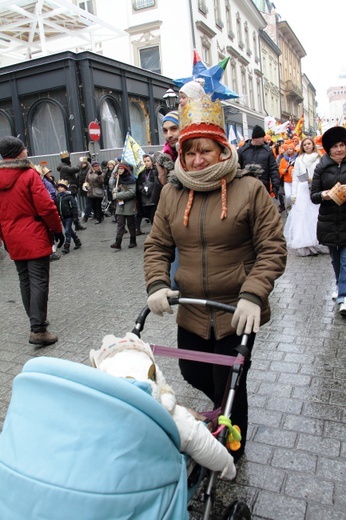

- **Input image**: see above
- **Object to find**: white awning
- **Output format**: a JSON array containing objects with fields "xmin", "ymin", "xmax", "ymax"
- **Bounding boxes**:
[{"xmin": 0, "ymin": 0, "xmax": 127, "ymax": 65}]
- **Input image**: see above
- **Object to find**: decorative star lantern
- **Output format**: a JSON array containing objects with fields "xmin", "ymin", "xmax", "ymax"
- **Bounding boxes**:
[{"xmin": 173, "ymin": 51, "xmax": 239, "ymax": 102}]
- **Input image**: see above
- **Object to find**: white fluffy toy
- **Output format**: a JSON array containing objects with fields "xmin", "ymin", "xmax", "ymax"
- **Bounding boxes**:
[{"xmin": 90, "ymin": 332, "xmax": 236, "ymax": 480}]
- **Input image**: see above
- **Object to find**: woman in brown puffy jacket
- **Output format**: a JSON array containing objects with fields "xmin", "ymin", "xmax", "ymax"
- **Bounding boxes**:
[{"xmin": 144, "ymin": 95, "xmax": 287, "ymax": 462}]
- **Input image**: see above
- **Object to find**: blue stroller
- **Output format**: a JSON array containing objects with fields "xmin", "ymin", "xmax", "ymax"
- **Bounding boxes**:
[{"xmin": 0, "ymin": 298, "xmax": 251, "ymax": 520}]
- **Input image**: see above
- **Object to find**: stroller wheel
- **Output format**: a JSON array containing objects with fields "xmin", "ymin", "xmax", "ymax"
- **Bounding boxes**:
[{"xmin": 222, "ymin": 500, "xmax": 251, "ymax": 520}]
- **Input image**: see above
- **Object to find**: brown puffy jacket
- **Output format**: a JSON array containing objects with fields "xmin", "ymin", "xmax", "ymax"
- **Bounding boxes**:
[{"xmin": 144, "ymin": 172, "xmax": 287, "ymax": 340}]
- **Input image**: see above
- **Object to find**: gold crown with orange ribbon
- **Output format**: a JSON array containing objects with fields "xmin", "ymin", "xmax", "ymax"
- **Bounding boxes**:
[{"xmin": 178, "ymin": 95, "xmax": 230, "ymax": 151}]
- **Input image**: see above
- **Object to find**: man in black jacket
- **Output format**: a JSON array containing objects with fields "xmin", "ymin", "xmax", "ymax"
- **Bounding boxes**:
[
  {"xmin": 57, "ymin": 151, "xmax": 86, "ymax": 231},
  {"xmin": 237, "ymin": 125, "xmax": 281, "ymax": 198}
]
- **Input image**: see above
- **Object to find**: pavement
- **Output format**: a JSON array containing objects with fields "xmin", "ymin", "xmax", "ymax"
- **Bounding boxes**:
[{"xmin": 0, "ymin": 214, "xmax": 345, "ymax": 520}]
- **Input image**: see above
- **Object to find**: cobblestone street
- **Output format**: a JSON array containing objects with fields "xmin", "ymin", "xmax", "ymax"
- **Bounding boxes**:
[{"xmin": 0, "ymin": 216, "xmax": 345, "ymax": 520}]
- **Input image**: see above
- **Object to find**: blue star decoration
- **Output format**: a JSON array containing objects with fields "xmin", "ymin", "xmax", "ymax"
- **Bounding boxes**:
[{"xmin": 173, "ymin": 53, "xmax": 239, "ymax": 102}]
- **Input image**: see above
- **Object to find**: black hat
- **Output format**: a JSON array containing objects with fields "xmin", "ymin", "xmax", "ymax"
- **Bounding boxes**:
[
  {"xmin": 252, "ymin": 125, "xmax": 265, "ymax": 139},
  {"xmin": 0, "ymin": 136, "xmax": 25, "ymax": 159},
  {"xmin": 322, "ymin": 126, "xmax": 346, "ymax": 155}
]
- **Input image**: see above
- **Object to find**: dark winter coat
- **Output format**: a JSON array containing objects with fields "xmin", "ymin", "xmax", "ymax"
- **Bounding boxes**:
[
  {"xmin": 237, "ymin": 140, "xmax": 280, "ymax": 193},
  {"xmin": 310, "ymin": 153, "xmax": 346, "ymax": 246},
  {"xmin": 0, "ymin": 158, "xmax": 62, "ymax": 260},
  {"xmin": 56, "ymin": 191, "xmax": 78, "ymax": 221},
  {"xmin": 57, "ymin": 161, "xmax": 80, "ymax": 195},
  {"xmin": 136, "ymin": 167, "xmax": 157, "ymax": 207},
  {"xmin": 78, "ymin": 163, "xmax": 92, "ymax": 196}
]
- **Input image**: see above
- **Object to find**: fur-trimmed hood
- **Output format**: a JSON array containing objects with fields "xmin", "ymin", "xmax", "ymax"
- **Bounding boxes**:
[{"xmin": 0, "ymin": 158, "xmax": 37, "ymax": 191}]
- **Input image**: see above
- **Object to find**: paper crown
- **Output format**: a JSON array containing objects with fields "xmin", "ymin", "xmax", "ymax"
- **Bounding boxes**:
[
  {"xmin": 60, "ymin": 150, "xmax": 70, "ymax": 159},
  {"xmin": 179, "ymin": 95, "xmax": 225, "ymax": 131},
  {"xmin": 178, "ymin": 95, "xmax": 230, "ymax": 152},
  {"xmin": 57, "ymin": 179, "xmax": 69, "ymax": 189}
]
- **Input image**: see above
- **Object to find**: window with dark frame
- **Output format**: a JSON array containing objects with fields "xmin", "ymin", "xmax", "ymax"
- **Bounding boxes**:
[{"xmin": 139, "ymin": 46, "xmax": 161, "ymax": 74}]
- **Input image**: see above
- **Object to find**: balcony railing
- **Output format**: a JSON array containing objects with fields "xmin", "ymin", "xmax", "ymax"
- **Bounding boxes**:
[{"xmin": 284, "ymin": 80, "xmax": 303, "ymax": 100}]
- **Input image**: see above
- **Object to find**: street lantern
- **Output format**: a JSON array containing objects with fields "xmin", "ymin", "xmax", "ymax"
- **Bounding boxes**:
[{"xmin": 163, "ymin": 88, "xmax": 178, "ymax": 110}]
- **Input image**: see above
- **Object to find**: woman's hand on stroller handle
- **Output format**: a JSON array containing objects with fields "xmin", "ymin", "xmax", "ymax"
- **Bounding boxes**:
[
  {"xmin": 231, "ymin": 298, "xmax": 261, "ymax": 335},
  {"xmin": 147, "ymin": 288, "xmax": 180, "ymax": 316}
]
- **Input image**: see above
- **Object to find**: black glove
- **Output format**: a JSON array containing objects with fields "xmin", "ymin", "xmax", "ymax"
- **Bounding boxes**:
[{"xmin": 54, "ymin": 231, "xmax": 65, "ymax": 248}]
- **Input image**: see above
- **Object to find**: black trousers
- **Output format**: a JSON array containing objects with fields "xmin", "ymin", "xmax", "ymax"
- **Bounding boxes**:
[
  {"xmin": 14, "ymin": 256, "xmax": 50, "ymax": 332},
  {"xmin": 90, "ymin": 197, "xmax": 103, "ymax": 222},
  {"xmin": 178, "ymin": 326, "xmax": 255, "ymax": 460},
  {"xmin": 116, "ymin": 214, "xmax": 136, "ymax": 242}
]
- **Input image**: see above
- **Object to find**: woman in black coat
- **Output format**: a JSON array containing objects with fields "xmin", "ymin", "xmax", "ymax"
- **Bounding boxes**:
[{"xmin": 310, "ymin": 126, "xmax": 346, "ymax": 315}]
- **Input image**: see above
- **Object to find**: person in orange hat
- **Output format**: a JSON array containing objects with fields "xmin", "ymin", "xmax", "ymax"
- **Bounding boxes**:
[
  {"xmin": 292, "ymin": 134, "xmax": 301, "ymax": 148},
  {"xmin": 314, "ymin": 135, "xmax": 326, "ymax": 155},
  {"xmin": 278, "ymin": 142, "xmax": 297, "ymax": 210}
]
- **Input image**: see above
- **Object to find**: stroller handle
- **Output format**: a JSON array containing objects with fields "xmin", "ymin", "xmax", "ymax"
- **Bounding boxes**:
[{"xmin": 132, "ymin": 297, "xmax": 237, "ymax": 336}]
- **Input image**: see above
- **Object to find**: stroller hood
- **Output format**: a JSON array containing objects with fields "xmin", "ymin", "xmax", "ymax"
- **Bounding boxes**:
[{"xmin": 0, "ymin": 357, "xmax": 188, "ymax": 520}]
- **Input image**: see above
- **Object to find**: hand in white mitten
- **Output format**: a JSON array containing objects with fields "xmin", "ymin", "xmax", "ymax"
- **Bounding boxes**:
[
  {"xmin": 291, "ymin": 196, "xmax": 296, "ymax": 205},
  {"xmin": 147, "ymin": 288, "xmax": 179, "ymax": 316},
  {"xmin": 220, "ymin": 458, "xmax": 237, "ymax": 481},
  {"xmin": 231, "ymin": 298, "xmax": 261, "ymax": 336}
]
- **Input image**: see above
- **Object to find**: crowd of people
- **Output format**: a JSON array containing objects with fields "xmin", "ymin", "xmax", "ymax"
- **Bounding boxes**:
[{"xmin": 0, "ymin": 86, "xmax": 346, "ymax": 475}]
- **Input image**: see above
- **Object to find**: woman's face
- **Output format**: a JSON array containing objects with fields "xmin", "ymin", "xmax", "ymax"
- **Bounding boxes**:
[
  {"xmin": 184, "ymin": 138, "xmax": 222, "ymax": 171},
  {"xmin": 117, "ymin": 166, "xmax": 125, "ymax": 175},
  {"xmin": 330, "ymin": 142, "xmax": 346, "ymax": 162},
  {"xmin": 302, "ymin": 139, "xmax": 314, "ymax": 154}
]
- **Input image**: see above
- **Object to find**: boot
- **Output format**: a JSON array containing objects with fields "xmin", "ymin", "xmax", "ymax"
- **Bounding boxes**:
[
  {"xmin": 75, "ymin": 222, "xmax": 86, "ymax": 231},
  {"xmin": 74, "ymin": 237, "xmax": 82, "ymax": 250},
  {"xmin": 110, "ymin": 239, "xmax": 122, "ymax": 250},
  {"xmin": 128, "ymin": 238, "xmax": 137, "ymax": 249},
  {"xmin": 29, "ymin": 330, "xmax": 58, "ymax": 346},
  {"xmin": 62, "ymin": 242, "xmax": 70, "ymax": 254}
]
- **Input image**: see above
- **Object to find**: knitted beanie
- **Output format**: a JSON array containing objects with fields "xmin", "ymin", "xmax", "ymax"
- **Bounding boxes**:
[
  {"xmin": 180, "ymin": 79, "xmax": 205, "ymax": 102},
  {"xmin": 0, "ymin": 136, "xmax": 25, "ymax": 159},
  {"xmin": 162, "ymin": 110, "xmax": 179, "ymax": 127},
  {"xmin": 252, "ymin": 125, "xmax": 265, "ymax": 139}
]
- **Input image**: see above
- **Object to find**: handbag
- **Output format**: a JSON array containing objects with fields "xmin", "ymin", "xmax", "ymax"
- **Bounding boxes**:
[
  {"xmin": 92, "ymin": 186, "xmax": 104, "ymax": 198},
  {"xmin": 297, "ymin": 170, "xmax": 309, "ymax": 182}
]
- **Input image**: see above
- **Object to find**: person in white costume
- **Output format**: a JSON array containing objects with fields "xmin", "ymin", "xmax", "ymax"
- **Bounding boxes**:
[{"xmin": 284, "ymin": 137, "xmax": 329, "ymax": 257}]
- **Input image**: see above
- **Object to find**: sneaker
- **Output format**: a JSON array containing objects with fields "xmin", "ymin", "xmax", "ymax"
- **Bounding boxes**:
[
  {"xmin": 339, "ymin": 299, "xmax": 346, "ymax": 316},
  {"xmin": 75, "ymin": 224, "xmax": 86, "ymax": 231},
  {"xmin": 50, "ymin": 252, "xmax": 61, "ymax": 261},
  {"xmin": 29, "ymin": 331, "xmax": 58, "ymax": 346}
]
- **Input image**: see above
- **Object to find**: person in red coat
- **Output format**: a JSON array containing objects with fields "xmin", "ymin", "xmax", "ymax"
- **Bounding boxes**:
[{"xmin": 0, "ymin": 136, "xmax": 64, "ymax": 346}]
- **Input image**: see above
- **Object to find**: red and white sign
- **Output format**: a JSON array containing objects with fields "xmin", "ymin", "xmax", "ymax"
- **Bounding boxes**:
[{"xmin": 88, "ymin": 121, "xmax": 101, "ymax": 142}]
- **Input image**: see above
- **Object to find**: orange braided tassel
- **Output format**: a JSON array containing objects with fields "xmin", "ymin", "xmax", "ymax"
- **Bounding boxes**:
[
  {"xmin": 220, "ymin": 177, "xmax": 227, "ymax": 220},
  {"xmin": 184, "ymin": 189, "xmax": 194, "ymax": 227}
]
